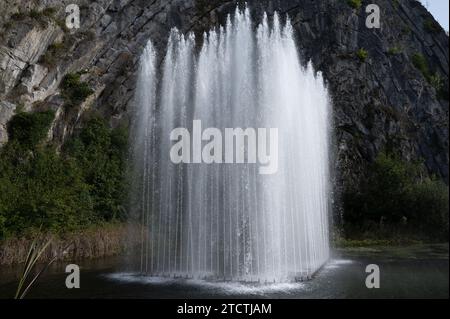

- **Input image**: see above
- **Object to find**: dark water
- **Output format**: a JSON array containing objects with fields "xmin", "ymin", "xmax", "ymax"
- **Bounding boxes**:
[{"xmin": 0, "ymin": 244, "xmax": 448, "ymax": 299}]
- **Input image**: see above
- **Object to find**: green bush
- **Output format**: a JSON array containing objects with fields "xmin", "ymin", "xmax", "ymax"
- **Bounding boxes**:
[
  {"xmin": 343, "ymin": 152, "xmax": 449, "ymax": 241},
  {"xmin": 61, "ymin": 73, "xmax": 94, "ymax": 108},
  {"xmin": 347, "ymin": 0, "xmax": 362, "ymax": 9},
  {"xmin": 65, "ymin": 117, "xmax": 128, "ymax": 220},
  {"xmin": 40, "ymin": 42, "xmax": 66, "ymax": 67},
  {"xmin": 356, "ymin": 48, "xmax": 368, "ymax": 62},
  {"xmin": 0, "ymin": 145, "xmax": 94, "ymax": 236},
  {"xmin": 412, "ymin": 53, "xmax": 431, "ymax": 80},
  {"xmin": 7, "ymin": 111, "xmax": 55, "ymax": 149},
  {"xmin": 0, "ymin": 114, "xmax": 128, "ymax": 239},
  {"xmin": 407, "ymin": 178, "xmax": 449, "ymax": 238}
]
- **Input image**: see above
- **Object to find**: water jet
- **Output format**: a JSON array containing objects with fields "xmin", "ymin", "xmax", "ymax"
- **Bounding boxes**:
[{"xmin": 131, "ymin": 7, "xmax": 331, "ymax": 283}]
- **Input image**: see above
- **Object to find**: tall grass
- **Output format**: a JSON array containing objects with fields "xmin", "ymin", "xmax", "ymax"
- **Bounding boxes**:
[
  {"xmin": 14, "ymin": 237, "xmax": 73, "ymax": 299},
  {"xmin": 15, "ymin": 237, "xmax": 53, "ymax": 299}
]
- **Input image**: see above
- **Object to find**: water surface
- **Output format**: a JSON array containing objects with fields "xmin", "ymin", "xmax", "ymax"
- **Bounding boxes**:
[{"xmin": 0, "ymin": 244, "xmax": 447, "ymax": 298}]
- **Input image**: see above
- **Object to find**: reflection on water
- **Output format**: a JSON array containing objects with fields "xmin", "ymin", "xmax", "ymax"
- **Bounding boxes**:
[{"xmin": 0, "ymin": 244, "xmax": 448, "ymax": 299}]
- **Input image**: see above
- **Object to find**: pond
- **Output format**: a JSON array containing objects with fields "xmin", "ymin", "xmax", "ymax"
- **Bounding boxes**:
[{"xmin": 0, "ymin": 244, "xmax": 447, "ymax": 299}]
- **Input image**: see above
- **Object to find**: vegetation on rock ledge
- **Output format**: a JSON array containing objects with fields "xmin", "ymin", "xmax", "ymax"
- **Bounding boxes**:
[
  {"xmin": 61, "ymin": 73, "xmax": 94, "ymax": 108},
  {"xmin": 347, "ymin": 0, "xmax": 362, "ymax": 10},
  {"xmin": 356, "ymin": 48, "xmax": 368, "ymax": 62}
]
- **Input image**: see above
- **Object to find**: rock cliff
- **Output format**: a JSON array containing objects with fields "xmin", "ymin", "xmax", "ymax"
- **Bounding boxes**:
[{"xmin": 0, "ymin": 0, "xmax": 448, "ymax": 200}]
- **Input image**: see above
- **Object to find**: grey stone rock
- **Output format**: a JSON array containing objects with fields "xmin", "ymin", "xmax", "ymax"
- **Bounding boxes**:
[{"xmin": 0, "ymin": 0, "xmax": 447, "ymax": 207}]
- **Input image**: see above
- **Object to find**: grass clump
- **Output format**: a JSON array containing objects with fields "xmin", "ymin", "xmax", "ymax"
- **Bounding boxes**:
[
  {"xmin": 347, "ymin": 0, "xmax": 362, "ymax": 9},
  {"xmin": 387, "ymin": 46, "xmax": 402, "ymax": 55},
  {"xmin": 356, "ymin": 48, "xmax": 368, "ymax": 62},
  {"xmin": 429, "ymin": 72, "xmax": 443, "ymax": 92},
  {"xmin": 61, "ymin": 73, "xmax": 94, "ymax": 108},
  {"xmin": 14, "ymin": 237, "xmax": 57, "ymax": 299},
  {"xmin": 412, "ymin": 53, "xmax": 431, "ymax": 79}
]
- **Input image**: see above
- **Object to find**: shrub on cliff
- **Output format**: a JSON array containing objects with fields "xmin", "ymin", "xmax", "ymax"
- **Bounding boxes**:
[
  {"xmin": 61, "ymin": 73, "xmax": 94, "ymax": 108},
  {"xmin": 412, "ymin": 53, "xmax": 431, "ymax": 80},
  {"xmin": 347, "ymin": 0, "xmax": 362, "ymax": 9},
  {"xmin": 356, "ymin": 48, "xmax": 368, "ymax": 62},
  {"xmin": 7, "ymin": 110, "xmax": 55, "ymax": 149},
  {"xmin": 411, "ymin": 53, "xmax": 448, "ymax": 100}
]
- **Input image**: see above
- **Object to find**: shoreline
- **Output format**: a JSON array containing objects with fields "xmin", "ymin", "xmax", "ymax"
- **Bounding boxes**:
[
  {"xmin": 1, "ymin": 224, "xmax": 448, "ymax": 266},
  {"xmin": 0, "ymin": 223, "xmax": 138, "ymax": 266}
]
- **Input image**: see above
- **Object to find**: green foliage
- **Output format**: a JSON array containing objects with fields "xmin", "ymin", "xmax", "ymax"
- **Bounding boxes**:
[
  {"xmin": 407, "ymin": 178, "xmax": 449, "ymax": 236},
  {"xmin": 27, "ymin": 9, "xmax": 50, "ymax": 28},
  {"xmin": 412, "ymin": 53, "xmax": 431, "ymax": 80},
  {"xmin": 343, "ymin": 153, "xmax": 449, "ymax": 241},
  {"xmin": 28, "ymin": 9, "xmax": 42, "ymax": 19},
  {"xmin": 40, "ymin": 42, "xmax": 66, "ymax": 67},
  {"xmin": 387, "ymin": 46, "xmax": 402, "ymax": 55},
  {"xmin": 356, "ymin": 48, "xmax": 368, "ymax": 62},
  {"xmin": 55, "ymin": 18, "xmax": 69, "ymax": 32},
  {"xmin": 11, "ymin": 11, "xmax": 27, "ymax": 20},
  {"xmin": 0, "ymin": 143, "xmax": 94, "ymax": 237},
  {"xmin": 423, "ymin": 18, "xmax": 441, "ymax": 33},
  {"xmin": 429, "ymin": 72, "xmax": 443, "ymax": 92},
  {"xmin": 8, "ymin": 8, "xmax": 55, "ymax": 29},
  {"xmin": 347, "ymin": 0, "xmax": 362, "ymax": 9},
  {"xmin": 411, "ymin": 53, "xmax": 448, "ymax": 99},
  {"xmin": 7, "ymin": 111, "xmax": 55, "ymax": 149},
  {"xmin": 65, "ymin": 117, "xmax": 128, "ymax": 220},
  {"xmin": 61, "ymin": 73, "xmax": 94, "ymax": 108},
  {"xmin": 42, "ymin": 7, "xmax": 56, "ymax": 18},
  {"xmin": 0, "ymin": 115, "xmax": 128, "ymax": 239}
]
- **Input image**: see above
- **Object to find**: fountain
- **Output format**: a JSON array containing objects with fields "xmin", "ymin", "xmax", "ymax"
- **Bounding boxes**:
[{"xmin": 130, "ymin": 7, "xmax": 331, "ymax": 283}]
